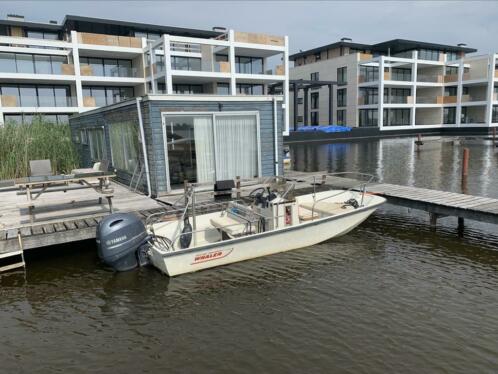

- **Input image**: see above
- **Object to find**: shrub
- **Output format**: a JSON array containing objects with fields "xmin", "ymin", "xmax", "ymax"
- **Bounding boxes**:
[{"xmin": 0, "ymin": 117, "xmax": 79, "ymax": 179}]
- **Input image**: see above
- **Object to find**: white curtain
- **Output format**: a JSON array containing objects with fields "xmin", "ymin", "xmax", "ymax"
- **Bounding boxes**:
[
  {"xmin": 215, "ymin": 114, "xmax": 257, "ymax": 180},
  {"xmin": 193, "ymin": 116, "xmax": 215, "ymax": 183}
]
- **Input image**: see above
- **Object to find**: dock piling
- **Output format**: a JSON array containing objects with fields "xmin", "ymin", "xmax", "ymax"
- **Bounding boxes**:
[{"xmin": 461, "ymin": 148, "xmax": 469, "ymax": 194}]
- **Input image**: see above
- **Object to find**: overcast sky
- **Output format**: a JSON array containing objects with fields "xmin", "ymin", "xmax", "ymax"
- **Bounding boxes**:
[{"xmin": 1, "ymin": 0, "xmax": 497, "ymax": 54}]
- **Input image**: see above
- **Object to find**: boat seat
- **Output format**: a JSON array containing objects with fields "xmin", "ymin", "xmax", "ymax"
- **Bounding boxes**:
[
  {"xmin": 210, "ymin": 215, "xmax": 255, "ymax": 238},
  {"xmin": 298, "ymin": 207, "xmax": 319, "ymax": 221},
  {"xmin": 299, "ymin": 201, "xmax": 355, "ymax": 216}
]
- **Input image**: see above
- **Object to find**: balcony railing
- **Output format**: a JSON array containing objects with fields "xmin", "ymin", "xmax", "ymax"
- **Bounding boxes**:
[
  {"xmin": 234, "ymin": 31, "xmax": 285, "ymax": 47},
  {"xmin": 170, "ymin": 42, "xmax": 201, "ymax": 53},
  {"xmin": 386, "ymin": 96, "xmax": 413, "ymax": 104},
  {"xmin": 79, "ymin": 64, "xmax": 139, "ymax": 78},
  {"xmin": 461, "ymin": 95, "xmax": 487, "ymax": 103},
  {"xmin": 0, "ymin": 95, "xmax": 77, "ymax": 107},
  {"xmin": 437, "ymin": 95, "xmax": 457, "ymax": 104},
  {"xmin": 417, "ymin": 74, "xmax": 443, "ymax": 83},
  {"xmin": 416, "ymin": 96, "xmax": 438, "ymax": 104},
  {"xmin": 358, "ymin": 74, "xmax": 379, "ymax": 83},
  {"xmin": 443, "ymin": 74, "xmax": 458, "ymax": 83},
  {"xmin": 77, "ymin": 32, "xmax": 142, "ymax": 48},
  {"xmin": 495, "ymin": 70, "xmax": 498, "ymax": 78}
]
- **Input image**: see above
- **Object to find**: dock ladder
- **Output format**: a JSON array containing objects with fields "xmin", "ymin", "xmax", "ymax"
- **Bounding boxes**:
[{"xmin": 0, "ymin": 232, "xmax": 26, "ymax": 273}]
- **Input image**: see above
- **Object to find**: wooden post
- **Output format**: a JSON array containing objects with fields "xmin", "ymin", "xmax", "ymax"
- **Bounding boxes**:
[
  {"xmin": 236, "ymin": 176, "xmax": 241, "ymax": 200},
  {"xmin": 183, "ymin": 180, "xmax": 189, "ymax": 207},
  {"xmin": 415, "ymin": 133, "xmax": 423, "ymax": 151},
  {"xmin": 457, "ymin": 217, "xmax": 465, "ymax": 237},
  {"xmin": 429, "ymin": 212, "xmax": 438, "ymax": 231},
  {"xmin": 461, "ymin": 148, "xmax": 469, "ymax": 194}
]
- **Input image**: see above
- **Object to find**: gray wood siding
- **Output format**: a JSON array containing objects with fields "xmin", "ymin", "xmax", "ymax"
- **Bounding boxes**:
[{"xmin": 70, "ymin": 99, "xmax": 284, "ymax": 197}]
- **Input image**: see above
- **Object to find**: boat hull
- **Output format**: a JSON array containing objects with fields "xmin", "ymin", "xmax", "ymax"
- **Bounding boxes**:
[{"xmin": 149, "ymin": 203, "xmax": 381, "ymax": 277}]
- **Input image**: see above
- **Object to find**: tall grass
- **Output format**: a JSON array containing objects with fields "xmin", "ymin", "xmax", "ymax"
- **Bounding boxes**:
[{"xmin": 0, "ymin": 117, "xmax": 79, "ymax": 180}]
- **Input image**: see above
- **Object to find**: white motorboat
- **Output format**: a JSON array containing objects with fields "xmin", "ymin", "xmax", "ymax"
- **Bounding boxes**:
[{"xmin": 96, "ymin": 174, "xmax": 385, "ymax": 277}]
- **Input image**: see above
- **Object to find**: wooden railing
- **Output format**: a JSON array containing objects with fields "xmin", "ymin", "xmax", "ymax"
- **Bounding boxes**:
[
  {"xmin": 83, "ymin": 96, "xmax": 97, "ymax": 107},
  {"xmin": 436, "ymin": 96, "xmax": 457, "ymax": 104},
  {"xmin": 0, "ymin": 95, "xmax": 18, "ymax": 107},
  {"xmin": 443, "ymin": 74, "xmax": 458, "ymax": 83}
]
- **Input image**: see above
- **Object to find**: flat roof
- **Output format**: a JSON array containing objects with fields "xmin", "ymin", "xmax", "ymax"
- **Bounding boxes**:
[
  {"xmin": 0, "ymin": 14, "xmax": 222, "ymax": 38},
  {"xmin": 290, "ymin": 38, "xmax": 477, "ymax": 60}
]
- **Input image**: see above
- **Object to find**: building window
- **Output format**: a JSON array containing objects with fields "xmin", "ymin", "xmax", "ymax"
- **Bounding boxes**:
[
  {"xmin": 0, "ymin": 84, "xmax": 72, "ymax": 107},
  {"xmin": 359, "ymin": 109, "xmax": 378, "ymax": 127},
  {"xmin": 311, "ymin": 92, "xmax": 319, "ymax": 109},
  {"xmin": 297, "ymin": 115, "xmax": 303, "ymax": 123},
  {"xmin": 337, "ymin": 109, "xmax": 346, "ymax": 125},
  {"xmin": 444, "ymin": 107, "xmax": 456, "ymax": 124},
  {"xmin": 359, "ymin": 66, "xmax": 379, "ymax": 82},
  {"xmin": 418, "ymin": 49, "xmax": 440, "ymax": 61},
  {"xmin": 236, "ymin": 84, "xmax": 263, "ymax": 95},
  {"xmin": 216, "ymin": 83, "xmax": 229, "ymax": 95},
  {"xmin": 310, "ymin": 72, "xmax": 319, "ymax": 81},
  {"xmin": 311, "ymin": 111, "xmax": 319, "ymax": 126},
  {"xmin": 235, "ymin": 56, "xmax": 263, "ymax": 74},
  {"xmin": 26, "ymin": 30, "xmax": 59, "ymax": 40},
  {"xmin": 297, "ymin": 97, "xmax": 303, "ymax": 104},
  {"xmin": 173, "ymin": 84, "xmax": 203, "ymax": 94},
  {"xmin": 391, "ymin": 67, "xmax": 411, "ymax": 81},
  {"xmin": 359, "ymin": 87, "xmax": 378, "ymax": 105},
  {"xmin": 445, "ymin": 87, "xmax": 457, "ymax": 96},
  {"xmin": 80, "ymin": 57, "xmax": 134, "ymax": 77},
  {"xmin": 314, "ymin": 53, "xmax": 321, "ymax": 61},
  {"xmin": 383, "ymin": 109, "xmax": 410, "ymax": 126},
  {"xmin": 337, "ymin": 88, "xmax": 347, "ymax": 107},
  {"xmin": 4, "ymin": 113, "xmax": 69, "ymax": 125},
  {"xmin": 385, "ymin": 88, "xmax": 411, "ymax": 104},
  {"xmin": 82, "ymin": 86, "xmax": 134, "ymax": 106},
  {"xmin": 171, "ymin": 56, "xmax": 201, "ymax": 71},
  {"xmin": 446, "ymin": 66, "xmax": 459, "ymax": 76},
  {"xmin": 447, "ymin": 52, "xmax": 458, "ymax": 61},
  {"xmin": 493, "ymin": 106, "xmax": 498, "ymax": 123},
  {"xmin": 337, "ymin": 66, "xmax": 347, "ymax": 85}
]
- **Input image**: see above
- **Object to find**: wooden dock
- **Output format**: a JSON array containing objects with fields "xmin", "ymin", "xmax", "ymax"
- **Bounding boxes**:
[
  {"xmin": 286, "ymin": 171, "xmax": 498, "ymax": 228},
  {"xmin": 0, "ymin": 182, "xmax": 167, "ymax": 256}
]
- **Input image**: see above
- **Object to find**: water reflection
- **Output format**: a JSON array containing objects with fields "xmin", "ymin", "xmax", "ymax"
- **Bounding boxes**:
[{"xmin": 290, "ymin": 137, "xmax": 498, "ymax": 198}]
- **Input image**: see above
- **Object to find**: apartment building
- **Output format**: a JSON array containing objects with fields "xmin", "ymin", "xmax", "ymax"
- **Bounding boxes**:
[
  {"xmin": 290, "ymin": 38, "xmax": 498, "ymax": 131},
  {"xmin": 0, "ymin": 14, "xmax": 289, "ymax": 133}
]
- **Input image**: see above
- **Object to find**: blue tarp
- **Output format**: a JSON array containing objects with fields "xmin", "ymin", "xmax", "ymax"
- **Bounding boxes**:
[{"xmin": 296, "ymin": 125, "xmax": 352, "ymax": 133}]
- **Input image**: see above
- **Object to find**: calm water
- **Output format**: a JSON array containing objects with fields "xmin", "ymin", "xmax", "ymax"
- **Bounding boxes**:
[{"xmin": 2, "ymin": 137, "xmax": 498, "ymax": 373}]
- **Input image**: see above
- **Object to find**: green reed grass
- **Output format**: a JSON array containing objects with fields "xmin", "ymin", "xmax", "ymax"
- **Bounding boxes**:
[{"xmin": 0, "ymin": 117, "xmax": 79, "ymax": 179}]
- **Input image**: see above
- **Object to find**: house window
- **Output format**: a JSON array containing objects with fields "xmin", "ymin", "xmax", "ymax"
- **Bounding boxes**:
[
  {"xmin": 297, "ymin": 115, "xmax": 303, "ymax": 123},
  {"xmin": 171, "ymin": 56, "xmax": 201, "ymax": 71},
  {"xmin": 386, "ymin": 88, "xmax": 411, "ymax": 104},
  {"xmin": 310, "ymin": 72, "xmax": 319, "ymax": 81},
  {"xmin": 80, "ymin": 129, "xmax": 88, "ymax": 145},
  {"xmin": 311, "ymin": 92, "xmax": 319, "ymax": 109},
  {"xmin": 109, "ymin": 121, "xmax": 140, "ymax": 173},
  {"xmin": 493, "ymin": 106, "xmax": 498, "ymax": 123},
  {"xmin": 337, "ymin": 109, "xmax": 346, "ymax": 125},
  {"xmin": 311, "ymin": 111, "xmax": 319, "ymax": 126},
  {"xmin": 359, "ymin": 66, "xmax": 379, "ymax": 82},
  {"xmin": 314, "ymin": 53, "xmax": 321, "ymax": 61},
  {"xmin": 87, "ymin": 127, "xmax": 105, "ymax": 161},
  {"xmin": 80, "ymin": 57, "xmax": 134, "ymax": 77},
  {"xmin": 297, "ymin": 97, "xmax": 303, "ymax": 104},
  {"xmin": 0, "ymin": 84, "xmax": 72, "ymax": 107},
  {"xmin": 446, "ymin": 66, "xmax": 459, "ymax": 76},
  {"xmin": 82, "ymin": 86, "xmax": 134, "ymax": 106},
  {"xmin": 337, "ymin": 66, "xmax": 347, "ymax": 85},
  {"xmin": 391, "ymin": 67, "xmax": 411, "ymax": 81},
  {"xmin": 444, "ymin": 107, "xmax": 456, "ymax": 124},
  {"xmin": 447, "ymin": 52, "xmax": 458, "ymax": 61},
  {"xmin": 359, "ymin": 109, "xmax": 378, "ymax": 127},
  {"xmin": 337, "ymin": 88, "xmax": 347, "ymax": 107},
  {"xmin": 445, "ymin": 87, "xmax": 457, "ymax": 96}
]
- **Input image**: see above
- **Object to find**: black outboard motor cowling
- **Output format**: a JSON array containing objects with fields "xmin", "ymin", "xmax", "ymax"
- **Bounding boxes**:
[{"xmin": 96, "ymin": 213, "xmax": 150, "ymax": 272}]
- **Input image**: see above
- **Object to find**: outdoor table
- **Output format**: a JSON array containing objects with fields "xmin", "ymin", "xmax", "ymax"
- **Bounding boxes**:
[{"xmin": 15, "ymin": 172, "xmax": 116, "ymax": 221}]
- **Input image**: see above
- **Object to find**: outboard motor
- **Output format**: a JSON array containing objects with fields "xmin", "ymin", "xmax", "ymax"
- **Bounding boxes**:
[{"xmin": 96, "ymin": 213, "xmax": 150, "ymax": 272}]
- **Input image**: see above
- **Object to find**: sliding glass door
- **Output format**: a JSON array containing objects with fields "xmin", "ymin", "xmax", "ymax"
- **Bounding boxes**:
[{"xmin": 162, "ymin": 112, "xmax": 260, "ymax": 189}]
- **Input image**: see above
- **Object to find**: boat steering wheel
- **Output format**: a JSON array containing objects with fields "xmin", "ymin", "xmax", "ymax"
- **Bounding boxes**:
[{"xmin": 249, "ymin": 187, "xmax": 267, "ymax": 198}]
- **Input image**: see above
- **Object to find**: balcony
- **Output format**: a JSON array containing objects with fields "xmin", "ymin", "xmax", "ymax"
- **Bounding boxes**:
[
  {"xmin": 359, "ymin": 53, "xmax": 373, "ymax": 61},
  {"xmin": 417, "ymin": 74, "xmax": 443, "ymax": 83},
  {"xmin": 77, "ymin": 32, "xmax": 142, "ymax": 48},
  {"xmin": 79, "ymin": 64, "xmax": 139, "ymax": 78},
  {"xmin": 385, "ymin": 96, "xmax": 413, "ymax": 104},
  {"xmin": 495, "ymin": 70, "xmax": 498, "ymax": 78},
  {"xmin": 443, "ymin": 74, "xmax": 458, "ymax": 83},
  {"xmin": 416, "ymin": 96, "xmax": 439, "ymax": 104},
  {"xmin": 233, "ymin": 32, "xmax": 284, "ymax": 47},
  {"xmin": 265, "ymin": 65, "xmax": 284, "ymax": 76},
  {"xmin": 0, "ymin": 95, "xmax": 77, "ymax": 107},
  {"xmin": 461, "ymin": 95, "xmax": 487, "ymax": 103},
  {"xmin": 437, "ymin": 95, "xmax": 457, "ymax": 104},
  {"xmin": 358, "ymin": 74, "xmax": 379, "ymax": 83}
]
